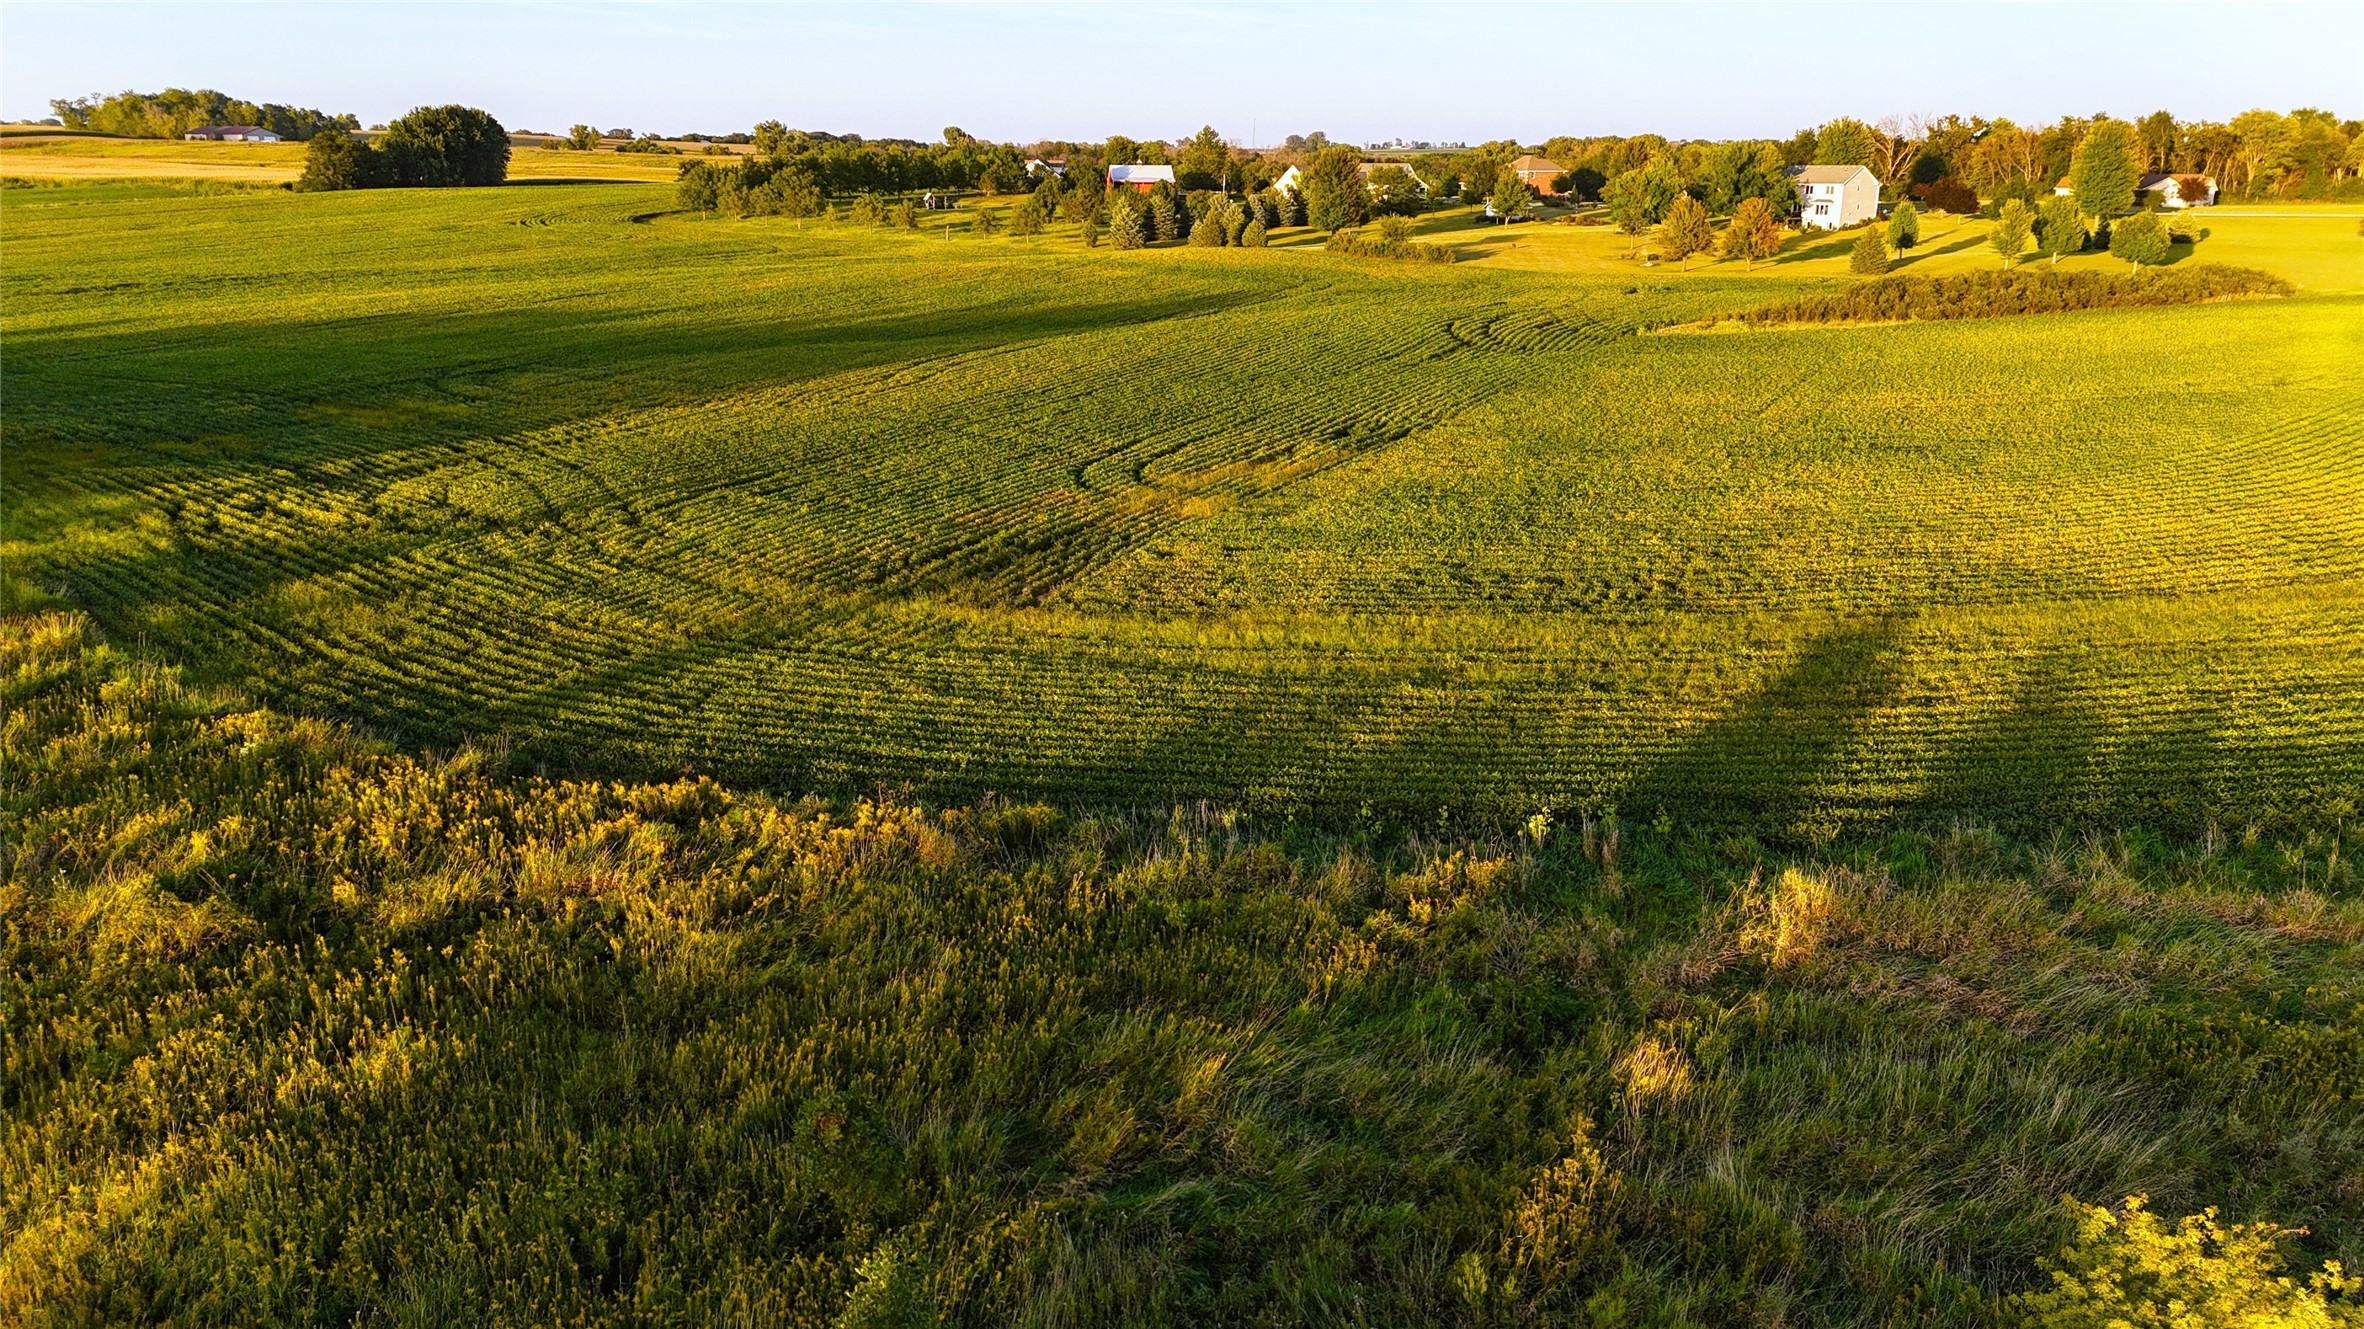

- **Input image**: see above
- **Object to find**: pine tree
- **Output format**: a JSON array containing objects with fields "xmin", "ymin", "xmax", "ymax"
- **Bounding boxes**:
[
  {"xmin": 1990, "ymin": 198, "xmax": 2033, "ymax": 267},
  {"xmin": 1849, "ymin": 228, "xmax": 1890, "ymax": 275}
]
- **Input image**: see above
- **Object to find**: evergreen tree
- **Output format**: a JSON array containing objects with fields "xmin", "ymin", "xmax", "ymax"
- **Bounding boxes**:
[
  {"xmin": 2070, "ymin": 120, "xmax": 2142, "ymax": 218},
  {"xmin": 1849, "ymin": 228, "xmax": 1890, "ymax": 274},
  {"xmin": 1302, "ymin": 147, "xmax": 1366, "ymax": 230},
  {"xmin": 1147, "ymin": 190, "xmax": 1180, "ymax": 241},
  {"xmin": 1107, "ymin": 193, "xmax": 1145, "ymax": 249},
  {"xmin": 1657, "ymin": 193, "xmax": 1714, "ymax": 269},
  {"xmin": 1990, "ymin": 198, "xmax": 2033, "ymax": 267},
  {"xmin": 1241, "ymin": 219, "xmax": 1269, "ymax": 248}
]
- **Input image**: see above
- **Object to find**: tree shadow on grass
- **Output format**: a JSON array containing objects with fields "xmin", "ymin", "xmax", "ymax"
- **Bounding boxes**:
[{"xmin": 1625, "ymin": 618, "xmax": 1911, "ymax": 836}]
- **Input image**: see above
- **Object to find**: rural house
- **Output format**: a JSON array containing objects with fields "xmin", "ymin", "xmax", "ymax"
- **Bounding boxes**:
[
  {"xmin": 182, "ymin": 125, "xmax": 283, "ymax": 142},
  {"xmin": 1106, "ymin": 163, "xmax": 1175, "ymax": 192},
  {"xmin": 1787, "ymin": 164, "xmax": 1879, "ymax": 229},
  {"xmin": 2140, "ymin": 172, "xmax": 2217, "ymax": 207},
  {"xmin": 1507, "ymin": 154, "xmax": 1564, "ymax": 194},
  {"xmin": 1269, "ymin": 165, "xmax": 1302, "ymax": 196},
  {"xmin": 1026, "ymin": 157, "xmax": 1066, "ymax": 178}
]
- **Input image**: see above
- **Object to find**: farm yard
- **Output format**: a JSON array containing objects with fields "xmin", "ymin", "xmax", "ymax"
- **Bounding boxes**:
[{"xmin": 6, "ymin": 176, "xmax": 2361, "ymax": 835}]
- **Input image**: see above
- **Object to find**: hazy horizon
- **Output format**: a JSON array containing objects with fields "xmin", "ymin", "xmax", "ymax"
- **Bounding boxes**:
[{"xmin": 7, "ymin": 1, "xmax": 2360, "ymax": 145}]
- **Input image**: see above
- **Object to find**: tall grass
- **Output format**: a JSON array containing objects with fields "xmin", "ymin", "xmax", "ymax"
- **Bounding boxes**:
[{"xmin": 7, "ymin": 613, "xmax": 2359, "ymax": 1326}]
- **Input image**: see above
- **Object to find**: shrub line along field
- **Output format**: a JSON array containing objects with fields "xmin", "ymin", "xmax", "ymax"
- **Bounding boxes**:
[{"xmin": 5, "ymin": 172, "xmax": 2363, "ymax": 841}]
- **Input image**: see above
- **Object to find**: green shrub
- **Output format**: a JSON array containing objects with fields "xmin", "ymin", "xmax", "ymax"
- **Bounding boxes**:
[
  {"xmin": 2015, "ymin": 1196, "xmax": 2364, "ymax": 1328},
  {"xmin": 1326, "ymin": 224, "xmax": 1454, "ymax": 264}
]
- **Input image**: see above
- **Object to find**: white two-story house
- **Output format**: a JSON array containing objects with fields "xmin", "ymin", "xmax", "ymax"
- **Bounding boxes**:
[{"xmin": 1786, "ymin": 164, "xmax": 1880, "ymax": 229}]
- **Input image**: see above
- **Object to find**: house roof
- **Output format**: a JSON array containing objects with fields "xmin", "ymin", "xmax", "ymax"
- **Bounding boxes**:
[
  {"xmin": 1106, "ymin": 164, "xmax": 1175, "ymax": 184},
  {"xmin": 1787, "ymin": 164, "xmax": 1876, "ymax": 185},
  {"xmin": 189, "ymin": 124, "xmax": 272, "ymax": 136},
  {"xmin": 1508, "ymin": 154, "xmax": 1563, "ymax": 174}
]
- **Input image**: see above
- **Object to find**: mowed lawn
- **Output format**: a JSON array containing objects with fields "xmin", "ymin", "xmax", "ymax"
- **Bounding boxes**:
[{"xmin": 6, "ymin": 180, "xmax": 2361, "ymax": 832}]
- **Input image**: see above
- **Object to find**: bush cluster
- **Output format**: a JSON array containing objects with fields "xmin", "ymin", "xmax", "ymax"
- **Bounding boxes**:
[
  {"xmin": 1326, "ymin": 220, "xmax": 1455, "ymax": 264},
  {"xmin": 296, "ymin": 105, "xmax": 509, "ymax": 191},
  {"xmin": 1708, "ymin": 264, "xmax": 2291, "ymax": 327}
]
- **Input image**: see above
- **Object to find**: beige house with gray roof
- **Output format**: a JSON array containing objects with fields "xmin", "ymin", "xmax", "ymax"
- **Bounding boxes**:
[{"xmin": 1786, "ymin": 164, "xmax": 1879, "ymax": 229}]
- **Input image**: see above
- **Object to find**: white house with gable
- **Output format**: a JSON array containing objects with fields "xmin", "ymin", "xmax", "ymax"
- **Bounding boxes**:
[{"xmin": 1786, "ymin": 164, "xmax": 1879, "ymax": 229}]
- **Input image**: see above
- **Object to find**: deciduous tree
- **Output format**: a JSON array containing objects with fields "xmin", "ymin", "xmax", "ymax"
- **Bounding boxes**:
[
  {"xmin": 2070, "ymin": 120, "xmax": 2141, "ymax": 218},
  {"xmin": 1885, "ymin": 200, "xmax": 1919, "ymax": 252},
  {"xmin": 296, "ymin": 129, "xmax": 370, "ymax": 192},
  {"xmin": 1488, "ymin": 173, "xmax": 1533, "ymax": 225},
  {"xmin": 1722, "ymin": 196, "xmax": 1783, "ymax": 269},
  {"xmin": 380, "ymin": 105, "xmax": 509, "ymax": 187},
  {"xmin": 1813, "ymin": 117, "xmax": 1880, "ymax": 167},
  {"xmin": 2036, "ymin": 196, "xmax": 2085, "ymax": 264},
  {"xmin": 1658, "ymin": 193, "xmax": 1714, "ymax": 268}
]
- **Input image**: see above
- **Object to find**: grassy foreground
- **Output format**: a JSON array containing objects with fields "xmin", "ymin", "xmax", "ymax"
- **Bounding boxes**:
[{"xmin": 6, "ymin": 611, "xmax": 2360, "ymax": 1326}]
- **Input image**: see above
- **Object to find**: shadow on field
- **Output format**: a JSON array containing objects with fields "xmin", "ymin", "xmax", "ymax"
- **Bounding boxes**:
[
  {"xmin": 1919, "ymin": 644, "xmax": 2236, "ymax": 829},
  {"xmin": 1890, "ymin": 229, "xmax": 1990, "ymax": 270},
  {"xmin": 1625, "ymin": 618, "xmax": 1908, "ymax": 830}
]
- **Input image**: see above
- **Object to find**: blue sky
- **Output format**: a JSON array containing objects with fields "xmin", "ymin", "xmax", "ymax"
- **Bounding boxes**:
[{"xmin": 7, "ymin": 2, "xmax": 2358, "ymax": 143}]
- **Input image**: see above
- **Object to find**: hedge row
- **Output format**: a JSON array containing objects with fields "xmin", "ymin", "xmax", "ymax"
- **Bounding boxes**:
[{"xmin": 1708, "ymin": 264, "xmax": 2291, "ymax": 327}]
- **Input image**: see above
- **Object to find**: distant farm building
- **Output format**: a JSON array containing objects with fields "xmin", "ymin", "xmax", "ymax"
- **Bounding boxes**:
[
  {"xmin": 1106, "ymin": 163, "xmax": 1175, "ymax": 192},
  {"xmin": 1026, "ymin": 157, "xmax": 1067, "ymax": 178},
  {"xmin": 1269, "ymin": 165, "xmax": 1302, "ymax": 196},
  {"xmin": 183, "ymin": 125, "xmax": 283, "ymax": 142},
  {"xmin": 1507, "ymin": 154, "xmax": 1564, "ymax": 194},
  {"xmin": 2141, "ymin": 172, "xmax": 2217, "ymax": 207},
  {"xmin": 1788, "ymin": 164, "xmax": 1879, "ymax": 229}
]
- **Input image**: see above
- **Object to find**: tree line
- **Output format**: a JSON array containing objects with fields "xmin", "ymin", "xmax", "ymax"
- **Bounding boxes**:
[{"xmin": 47, "ymin": 88, "xmax": 355, "ymax": 140}]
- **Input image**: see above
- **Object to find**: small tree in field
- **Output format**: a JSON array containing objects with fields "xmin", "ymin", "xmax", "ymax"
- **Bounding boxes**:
[
  {"xmin": 1722, "ymin": 197, "xmax": 1783, "ymax": 269},
  {"xmin": 1849, "ymin": 228, "xmax": 1889, "ymax": 274},
  {"xmin": 564, "ymin": 124, "xmax": 600, "ymax": 151},
  {"xmin": 1990, "ymin": 199, "xmax": 2032, "ymax": 267},
  {"xmin": 1885, "ymin": 200, "xmax": 1919, "ymax": 253},
  {"xmin": 1658, "ymin": 194, "xmax": 1714, "ymax": 269},
  {"xmin": 2109, "ymin": 210, "xmax": 2171, "ymax": 270},
  {"xmin": 1489, "ymin": 174, "xmax": 1533, "ymax": 225},
  {"xmin": 2036, "ymin": 196, "xmax": 2085, "ymax": 264}
]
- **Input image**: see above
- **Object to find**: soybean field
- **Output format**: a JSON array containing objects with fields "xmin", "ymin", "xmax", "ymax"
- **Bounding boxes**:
[{"xmin": 6, "ymin": 181, "xmax": 2362, "ymax": 833}]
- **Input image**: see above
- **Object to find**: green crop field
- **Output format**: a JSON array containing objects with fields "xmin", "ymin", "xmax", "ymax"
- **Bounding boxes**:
[
  {"xmin": 6, "ymin": 181, "xmax": 2362, "ymax": 839},
  {"xmin": 8, "ymin": 157, "xmax": 2364, "ymax": 1329}
]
